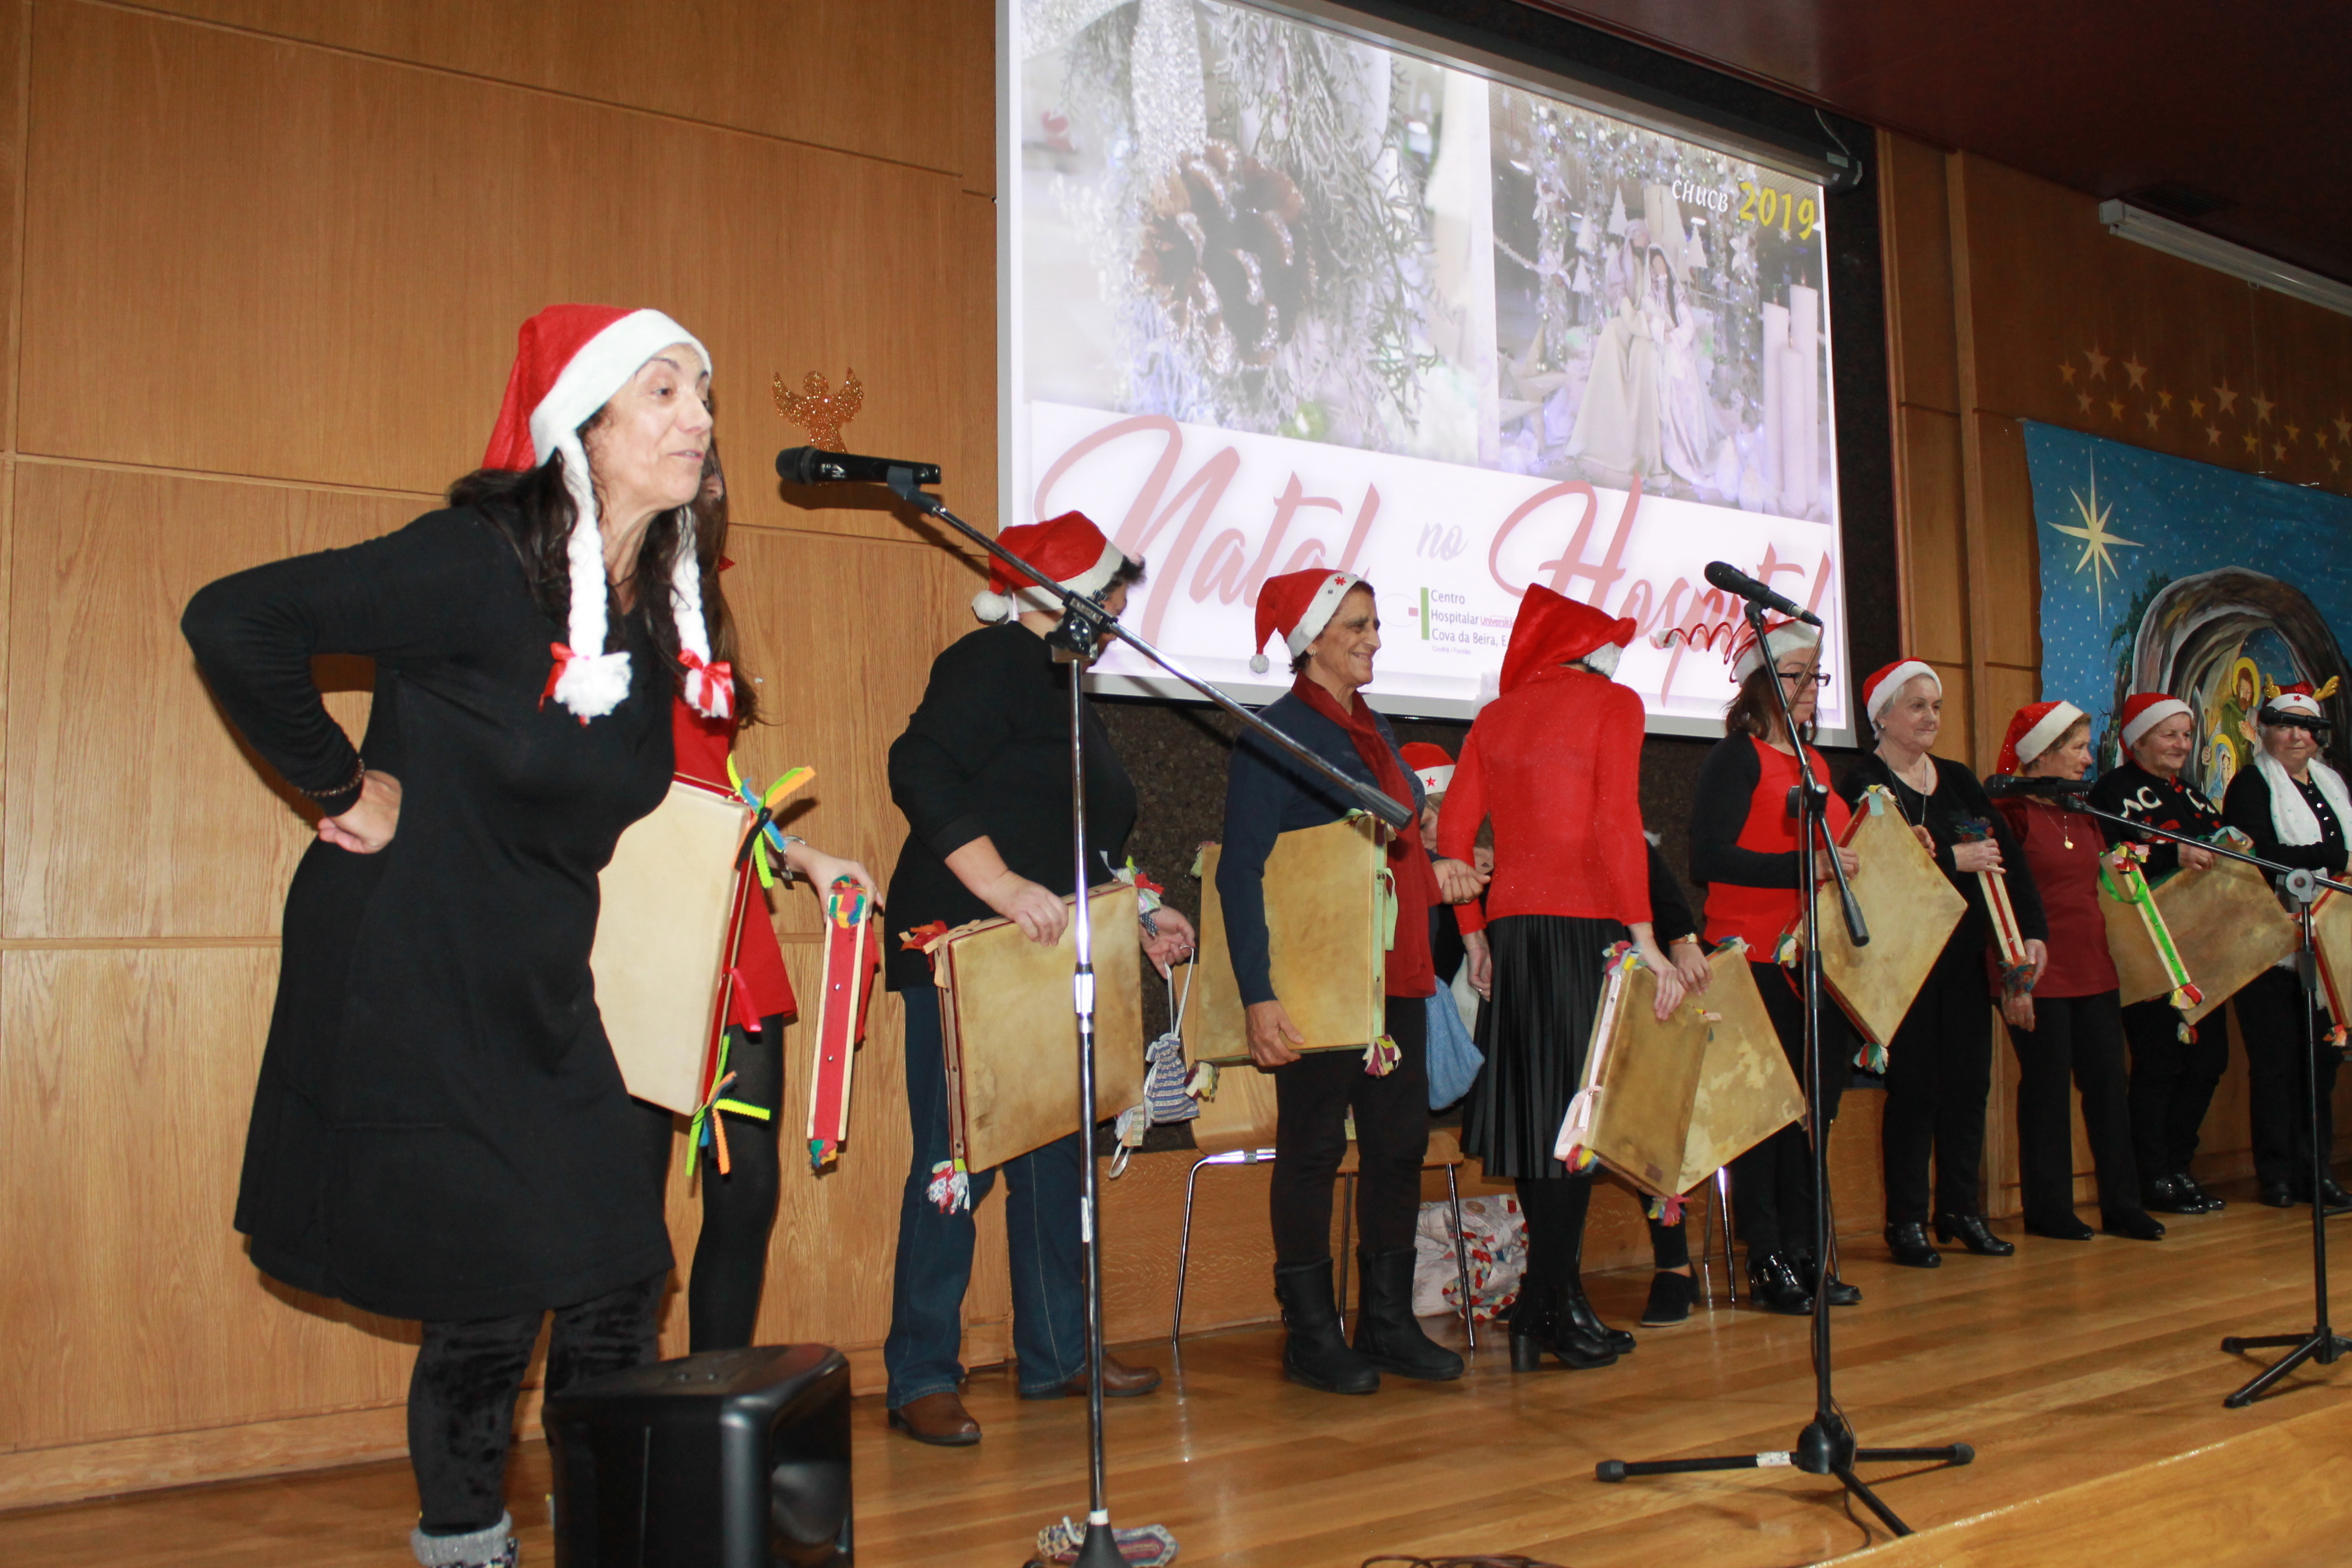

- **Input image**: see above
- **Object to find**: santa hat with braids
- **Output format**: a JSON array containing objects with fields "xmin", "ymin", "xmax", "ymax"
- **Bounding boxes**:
[{"xmin": 482, "ymin": 304, "xmax": 732, "ymax": 723}]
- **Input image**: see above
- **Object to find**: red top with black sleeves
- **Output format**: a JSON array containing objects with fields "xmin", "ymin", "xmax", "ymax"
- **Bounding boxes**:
[
  {"xmin": 1992, "ymin": 796, "xmax": 2118, "ymax": 999},
  {"xmin": 1694, "ymin": 736, "xmax": 1853, "ymax": 952},
  {"xmin": 671, "ymin": 699, "xmax": 798, "ymax": 1022}
]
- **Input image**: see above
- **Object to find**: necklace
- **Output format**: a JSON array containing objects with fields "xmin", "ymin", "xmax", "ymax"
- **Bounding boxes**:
[{"xmin": 1879, "ymin": 748, "xmax": 1934, "ymax": 827}]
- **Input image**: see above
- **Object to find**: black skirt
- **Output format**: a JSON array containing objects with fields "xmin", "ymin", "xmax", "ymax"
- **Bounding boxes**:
[{"xmin": 1462, "ymin": 913, "xmax": 1625, "ymax": 1180}]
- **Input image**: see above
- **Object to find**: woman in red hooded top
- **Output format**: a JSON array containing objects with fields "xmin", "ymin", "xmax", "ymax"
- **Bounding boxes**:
[{"xmin": 1435, "ymin": 585, "xmax": 1688, "ymax": 1371}]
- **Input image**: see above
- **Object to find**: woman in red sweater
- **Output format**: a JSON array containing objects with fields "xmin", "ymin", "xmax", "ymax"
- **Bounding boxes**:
[
  {"xmin": 1687, "ymin": 616, "xmax": 1860, "ymax": 1315},
  {"xmin": 1436, "ymin": 585, "xmax": 1685, "ymax": 1371},
  {"xmin": 1990, "ymin": 702, "xmax": 2163, "ymax": 1242}
]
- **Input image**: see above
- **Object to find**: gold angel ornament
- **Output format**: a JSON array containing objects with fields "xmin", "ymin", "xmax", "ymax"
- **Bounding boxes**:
[{"xmin": 773, "ymin": 368, "xmax": 864, "ymax": 453}]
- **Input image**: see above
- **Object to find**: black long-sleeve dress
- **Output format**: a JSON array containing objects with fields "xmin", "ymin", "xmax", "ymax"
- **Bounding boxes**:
[{"xmin": 183, "ymin": 509, "xmax": 678, "ymax": 1322}]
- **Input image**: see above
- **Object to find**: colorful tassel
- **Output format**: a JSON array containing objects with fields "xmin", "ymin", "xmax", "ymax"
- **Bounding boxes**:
[
  {"xmin": 1853, "ymin": 1039, "xmax": 1888, "ymax": 1074},
  {"xmin": 1184, "ymin": 1060, "xmax": 1220, "ymax": 1101},
  {"xmin": 1362, "ymin": 1035, "xmax": 1401, "ymax": 1076},
  {"xmin": 927, "ymin": 1158, "xmax": 972, "ymax": 1214},
  {"xmin": 1646, "ymin": 1193, "xmax": 1686, "ymax": 1226},
  {"xmin": 1774, "ymin": 931, "xmax": 1802, "ymax": 967}
]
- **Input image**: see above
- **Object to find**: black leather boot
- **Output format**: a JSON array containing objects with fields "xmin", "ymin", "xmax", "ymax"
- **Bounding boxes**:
[
  {"xmin": 1639, "ymin": 1270, "xmax": 1696, "ymax": 1326},
  {"xmin": 1273, "ymin": 1260, "xmax": 1379, "ymax": 1395},
  {"xmin": 1745, "ymin": 1252, "xmax": 1813, "ymax": 1315},
  {"xmin": 1559, "ymin": 1279, "xmax": 1637, "ymax": 1354},
  {"xmin": 2177, "ymin": 1173, "xmax": 2225, "ymax": 1213},
  {"xmin": 1932, "ymin": 1212, "xmax": 2016, "ymax": 1256},
  {"xmin": 1795, "ymin": 1253, "xmax": 1861, "ymax": 1306},
  {"xmin": 1349, "ymin": 1249, "xmax": 1464, "ymax": 1381},
  {"xmin": 1507, "ymin": 1285, "xmax": 1618, "ymax": 1371},
  {"xmin": 2142, "ymin": 1172, "xmax": 2199, "ymax": 1215},
  {"xmin": 1885, "ymin": 1221, "xmax": 1941, "ymax": 1268}
]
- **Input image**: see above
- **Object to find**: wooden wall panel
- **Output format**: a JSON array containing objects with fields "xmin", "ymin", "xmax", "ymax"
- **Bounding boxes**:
[
  {"xmin": 1924, "ymin": 659, "xmax": 1972, "ymax": 765},
  {"xmin": 2, "ymin": 466, "xmax": 408, "ymax": 940},
  {"xmin": 0, "ymin": 947, "xmax": 416, "ymax": 1451},
  {"xmin": 17, "ymin": 1, "xmax": 972, "ymax": 546},
  {"xmin": 1897, "ymin": 407, "xmax": 1968, "ymax": 666},
  {"xmin": 1877, "ymin": 130, "xmax": 1958, "ymax": 417},
  {"xmin": 135, "ymin": 0, "xmax": 994, "ymax": 188},
  {"xmin": 1969, "ymin": 414, "xmax": 2040, "ymax": 671}
]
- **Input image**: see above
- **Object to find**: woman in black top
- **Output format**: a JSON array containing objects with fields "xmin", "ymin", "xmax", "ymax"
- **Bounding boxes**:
[
  {"xmin": 2219, "ymin": 682, "xmax": 2351, "ymax": 1210},
  {"xmin": 880, "ymin": 513, "xmax": 1193, "ymax": 1446},
  {"xmin": 1839, "ymin": 662, "xmax": 2044, "ymax": 1268},
  {"xmin": 182, "ymin": 307, "xmax": 872, "ymax": 1568},
  {"xmin": 2088, "ymin": 693, "xmax": 2230, "ymax": 1215}
]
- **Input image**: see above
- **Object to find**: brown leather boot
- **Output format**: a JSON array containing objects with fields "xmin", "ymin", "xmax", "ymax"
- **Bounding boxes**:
[
  {"xmin": 1019, "ymin": 1352, "xmax": 1164, "ymax": 1400},
  {"xmin": 888, "ymin": 1390, "xmax": 981, "ymax": 1446}
]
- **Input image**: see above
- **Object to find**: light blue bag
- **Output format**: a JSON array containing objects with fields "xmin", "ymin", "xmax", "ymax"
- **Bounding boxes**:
[{"xmin": 1425, "ymin": 988, "xmax": 1484, "ymax": 1109}]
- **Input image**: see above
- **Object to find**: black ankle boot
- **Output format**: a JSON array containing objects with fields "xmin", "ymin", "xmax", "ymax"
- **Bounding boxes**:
[
  {"xmin": 1639, "ymin": 1271, "xmax": 1695, "ymax": 1326},
  {"xmin": 1933, "ymin": 1212, "xmax": 2016, "ymax": 1255},
  {"xmin": 1560, "ymin": 1280, "xmax": 1637, "ymax": 1354},
  {"xmin": 2177, "ymin": 1174, "xmax": 2225, "ymax": 1213},
  {"xmin": 1795, "ymin": 1253, "xmax": 1860, "ymax": 1306},
  {"xmin": 2142, "ymin": 1173, "xmax": 2199, "ymax": 1215},
  {"xmin": 1349, "ymin": 1249, "xmax": 1464, "ymax": 1381},
  {"xmin": 1507, "ymin": 1285, "xmax": 1618, "ymax": 1370},
  {"xmin": 1885, "ymin": 1221, "xmax": 1940, "ymax": 1268},
  {"xmin": 1745, "ymin": 1252, "xmax": 1813, "ymax": 1315},
  {"xmin": 1273, "ymin": 1259, "xmax": 1379, "ymax": 1395}
]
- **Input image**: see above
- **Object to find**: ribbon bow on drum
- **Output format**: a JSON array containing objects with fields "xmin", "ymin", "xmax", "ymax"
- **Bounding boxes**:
[
  {"xmin": 1555, "ymin": 941, "xmax": 1806, "ymax": 1200},
  {"xmin": 1789, "ymin": 785, "xmax": 1967, "ymax": 1063},
  {"xmin": 906, "ymin": 883, "xmax": 1147, "ymax": 1211}
]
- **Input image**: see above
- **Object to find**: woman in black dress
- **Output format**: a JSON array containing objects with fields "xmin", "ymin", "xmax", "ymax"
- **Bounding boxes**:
[
  {"xmin": 2220, "ymin": 680, "xmax": 2351, "ymax": 1210},
  {"xmin": 1838, "ymin": 661, "xmax": 2043, "ymax": 1268},
  {"xmin": 183, "ymin": 307, "xmax": 864, "ymax": 1568}
]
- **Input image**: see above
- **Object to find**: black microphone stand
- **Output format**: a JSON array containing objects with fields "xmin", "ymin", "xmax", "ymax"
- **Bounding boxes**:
[
  {"xmin": 865, "ymin": 464, "xmax": 1413, "ymax": 1568},
  {"xmin": 1598, "ymin": 598, "xmax": 1974, "ymax": 1539},
  {"xmin": 2030, "ymin": 788, "xmax": 2351, "ymax": 1407}
]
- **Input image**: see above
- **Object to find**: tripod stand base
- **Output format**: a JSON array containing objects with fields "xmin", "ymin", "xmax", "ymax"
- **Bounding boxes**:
[
  {"xmin": 1597, "ymin": 1417, "xmax": 1972, "ymax": 1538},
  {"xmin": 2220, "ymin": 1329, "xmax": 2352, "ymax": 1408}
]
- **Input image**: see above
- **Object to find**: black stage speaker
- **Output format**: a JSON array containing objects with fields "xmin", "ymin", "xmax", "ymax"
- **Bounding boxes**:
[{"xmin": 545, "ymin": 1344, "xmax": 852, "ymax": 1568}]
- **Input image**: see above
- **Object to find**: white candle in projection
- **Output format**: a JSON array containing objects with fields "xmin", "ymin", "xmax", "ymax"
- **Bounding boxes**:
[
  {"xmin": 1788, "ymin": 284, "xmax": 1820, "ymax": 517},
  {"xmin": 1759, "ymin": 301, "xmax": 1789, "ymax": 497}
]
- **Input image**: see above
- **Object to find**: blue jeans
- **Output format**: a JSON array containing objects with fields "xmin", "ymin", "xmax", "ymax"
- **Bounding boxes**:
[{"xmin": 884, "ymin": 987, "xmax": 1087, "ymax": 1407}]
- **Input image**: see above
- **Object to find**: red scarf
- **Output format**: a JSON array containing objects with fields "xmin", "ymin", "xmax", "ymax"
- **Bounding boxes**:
[{"xmin": 1292, "ymin": 675, "xmax": 1439, "ymax": 996}]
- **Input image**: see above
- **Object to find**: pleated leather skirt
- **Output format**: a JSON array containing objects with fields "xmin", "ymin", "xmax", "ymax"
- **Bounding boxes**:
[{"xmin": 1461, "ymin": 913, "xmax": 1625, "ymax": 1180}]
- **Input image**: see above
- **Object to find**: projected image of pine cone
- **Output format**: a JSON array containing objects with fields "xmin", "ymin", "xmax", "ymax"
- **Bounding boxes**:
[{"xmin": 1139, "ymin": 141, "xmax": 1314, "ymax": 375}]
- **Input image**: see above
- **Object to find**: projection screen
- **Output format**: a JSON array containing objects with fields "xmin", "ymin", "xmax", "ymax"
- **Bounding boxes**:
[{"xmin": 1003, "ymin": 0, "xmax": 1851, "ymax": 738}]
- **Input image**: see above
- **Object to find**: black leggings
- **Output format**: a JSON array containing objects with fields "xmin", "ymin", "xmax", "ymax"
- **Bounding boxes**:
[
  {"xmin": 1730, "ymin": 962, "xmax": 1848, "ymax": 1257},
  {"xmin": 2010, "ymin": 989, "xmax": 2136, "ymax": 1219},
  {"xmin": 1270, "ymin": 997, "xmax": 1429, "ymax": 1265},
  {"xmin": 409, "ymin": 1272, "xmax": 665, "ymax": 1536},
  {"xmin": 688, "ymin": 1013, "xmax": 787, "ymax": 1351}
]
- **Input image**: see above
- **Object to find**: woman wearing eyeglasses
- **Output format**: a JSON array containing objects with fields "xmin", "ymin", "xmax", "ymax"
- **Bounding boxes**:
[{"xmin": 1687, "ymin": 617, "xmax": 1861, "ymax": 1315}]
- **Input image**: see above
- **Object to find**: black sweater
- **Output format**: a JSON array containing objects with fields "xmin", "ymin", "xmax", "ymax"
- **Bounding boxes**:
[
  {"xmin": 2089, "ymin": 760, "xmax": 2224, "ymax": 878},
  {"xmin": 1838, "ymin": 752, "xmax": 2047, "ymax": 978},
  {"xmin": 2222, "ymin": 764, "xmax": 2349, "ymax": 878},
  {"xmin": 883, "ymin": 623, "xmax": 1137, "ymax": 990}
]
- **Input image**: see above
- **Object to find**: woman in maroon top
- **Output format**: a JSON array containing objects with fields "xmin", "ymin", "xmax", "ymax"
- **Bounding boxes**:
[
  {"xmin": 1688, "ymin": 617, "xmax": 1862, "ymax": 1314},
  {"xmin": 1989, "ymin": 703, "xmax": 2163, "ymax": 1241}
]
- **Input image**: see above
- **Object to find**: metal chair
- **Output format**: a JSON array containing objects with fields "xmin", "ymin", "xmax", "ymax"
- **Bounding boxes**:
[{"xmin": 1172, "ymin": 1125, "xmax": 1479, "ymax": 1349}]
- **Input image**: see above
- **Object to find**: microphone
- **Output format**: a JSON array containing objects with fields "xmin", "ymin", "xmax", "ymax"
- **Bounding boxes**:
[
  {"xmin": 1703, "ymin": 561, "xmax": 1823, "ymax": 628},
  {"xmin": 776, "ymin": 447, "xmax": 943, "ymax": 487}
]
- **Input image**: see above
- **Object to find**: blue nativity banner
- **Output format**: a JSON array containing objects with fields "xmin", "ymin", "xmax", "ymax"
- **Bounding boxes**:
[{"xmin": 2022, "ymin": 420, "xmax": 2352, "ymax": 796}]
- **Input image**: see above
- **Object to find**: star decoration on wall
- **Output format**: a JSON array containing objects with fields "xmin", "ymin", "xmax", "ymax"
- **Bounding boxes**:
[
  {"xmin": 2206, "ymin": 426, "xmax": 2223, "ymax": 445},
  {"xmin": 2215, "ymin": 379, "xmax": 2239, "ymax": 414},
  {"xmin": 2143, "ymin": 408, "xmax": 2160, "ymax": 432},
  {"xmin": 2274, "ymin": 441, "xmax": 2288, "ymax": 459},
  {"xmin": 2049, "ymin": 459, "xmax": 2138, "ymax": 615},
  {"xmin": 2244, "ymin": 432, "xmax": 2261, "ymax": 453},
  {"xmin": 2252, "ymin": 393, "xmax": 2275, "ymax": 424},
  {"xmin": 2158, "ymin": 389, "xmax": 2174, "ymax": 410},
  {"xmin": 2084, "ymin": 345, "xmax": 2110, "ymax": 380},
  {"xmin": 2077, "ymin": 391, "xmax": 2095, "ymax": 412},
  {"xmin": 2286, "ymin": 422, "xmax": 2301, "ymax": 443},
  {"xmin": 2109, "ymin": 399, "xmax": 2126, "ymax": 419},
  {"xmin": 2335, "ymin": 415, "xmax": 2352, "ymax": 442},
  {"xmin": 2059, "ymin": 363, "xmax": 2076, "ymax": 384},
  {"xmin": 2122, "ymin": 355, "xmax": 2149, "ymax": 389},
  {"xmin": 2189, "ymin": 396, "xmax": 2206, "ymax": 417}
]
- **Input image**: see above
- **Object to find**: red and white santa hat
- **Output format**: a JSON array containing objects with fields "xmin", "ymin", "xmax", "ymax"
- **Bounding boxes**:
[
  {"xmin": 483, "ymin": 304, "xmax": 729, "ymax": 723},
  {"xmin": 2260, "ymin": 676, "xmax": 2340, "ymax": 722},
  {"xmin": 1860, "ymin": 659, "xmax": 1939, "ymax": 726},
  {"xmin": 1995, "ymin": 700, "xmax": 2086, "ymax": 775},
  {"xmin": 2117, "ymin": 691, "xmax": 2193, "ymax": 749},
  {"xmin": 1400, "ymin": 742, "xmax": 1454, "ymax": 797},
  {"xmin": 1249, "ymin": 568, "xmax": 1363, "ymax": 674},
  {"xmin": 972, "ymin": 511, "xmax": 1127, "ymax": 623},
  {"xmin": 1728, "ymin": 614, "xmax": 1823, "ymax": 683}
]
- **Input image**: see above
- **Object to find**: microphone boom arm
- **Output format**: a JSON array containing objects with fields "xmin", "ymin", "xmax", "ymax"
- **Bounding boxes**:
[{"xmin": 881, "ymin": 466, "xmax": 1417, "ymax": 834}]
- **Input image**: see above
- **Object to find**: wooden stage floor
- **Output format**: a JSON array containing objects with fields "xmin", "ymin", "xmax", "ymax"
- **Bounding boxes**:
[{"xmin": 7, "ymin": 1181, "xmax": 2350, "ymax": 1567}]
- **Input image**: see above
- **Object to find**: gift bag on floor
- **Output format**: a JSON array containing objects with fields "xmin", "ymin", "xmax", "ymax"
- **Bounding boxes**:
[{"xmin": 1412, "ymin": 1193, "xmax": 1525, "ymax": 1321}]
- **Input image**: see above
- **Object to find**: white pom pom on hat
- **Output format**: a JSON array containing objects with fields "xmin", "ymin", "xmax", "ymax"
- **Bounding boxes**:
[
  {"xmin": 1250, "ymin": 568, "xmax": 1362, "ymax": 674},
  {"xmin": 972, "ymin": 513, "xmax": 1126, "ymax": 623}
]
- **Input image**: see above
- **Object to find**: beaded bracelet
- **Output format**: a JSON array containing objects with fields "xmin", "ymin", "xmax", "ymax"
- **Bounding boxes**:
[{"xmin": 302, "ymin": 755, "xmax": 367, "ymax": 806}]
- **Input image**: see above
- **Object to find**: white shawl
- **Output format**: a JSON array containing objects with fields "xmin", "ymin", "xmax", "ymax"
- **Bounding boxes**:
[{"xmin": 2252, "ymin": 747, "xmax": 2352, "ymax": 847}]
